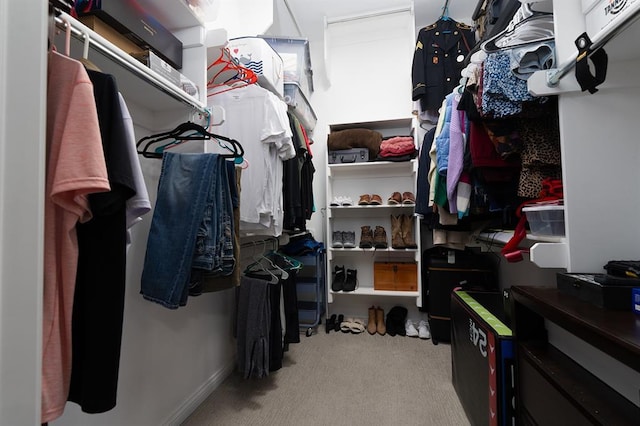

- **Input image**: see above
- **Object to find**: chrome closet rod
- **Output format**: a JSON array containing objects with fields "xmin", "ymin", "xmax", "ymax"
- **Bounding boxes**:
[
  {"xmin": 54, "ymin": 11, "xmax": 209, "ymax": 117},
  {"xmin": 547, "ymin": 5, "xmax": 640, "ymax": 87}
]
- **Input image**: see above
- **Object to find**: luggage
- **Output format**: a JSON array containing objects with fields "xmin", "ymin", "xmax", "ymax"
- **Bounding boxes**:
[
  {"xmin": 421, "ymin": 247, "xmax": 499, "ymax": 344},
  {"xmin": 328, "ymin": 148, "xmax": 369, "ymax": 164}
]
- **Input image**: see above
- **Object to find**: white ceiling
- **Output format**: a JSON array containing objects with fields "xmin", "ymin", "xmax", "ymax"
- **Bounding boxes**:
[{"xmin": 276, "ymin": 0, "xmax": 478, "ymax": 40}]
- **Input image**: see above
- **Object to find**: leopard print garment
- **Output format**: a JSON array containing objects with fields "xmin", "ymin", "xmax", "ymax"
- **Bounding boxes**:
[{"xmin": 517, "ymin": 115, "xmax": 562, "ymax": 198}]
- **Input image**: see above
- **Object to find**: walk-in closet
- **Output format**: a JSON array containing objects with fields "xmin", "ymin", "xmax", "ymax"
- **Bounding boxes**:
[{"xmin": 1, "ymin": 0, "xmax": 640, "ymax": 425}]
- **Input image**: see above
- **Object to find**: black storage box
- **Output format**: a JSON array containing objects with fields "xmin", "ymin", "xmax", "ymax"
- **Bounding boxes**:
[
  {"xmin": 451, "ymin": 290, "xmax": 515, "ymax": 426},
  {"xmin": 328, "ymin": 148, "xmax": 369, "ymax": 164},
  {"xmin": 556, "ymin": 273, "xmax": 635, "ymax": 310},
  {"xmin": 75, "ymin": 0, "xmax": 183, "ymax": 69},
  {"xmin": 421, "ymin": 247, "xmax": 499, "ymax": 344}
]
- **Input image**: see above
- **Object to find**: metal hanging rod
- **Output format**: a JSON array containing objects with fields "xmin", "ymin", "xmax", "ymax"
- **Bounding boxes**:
[
  {"xmin": 547, "ymin": 4, "xmax": 640, "ymax": 87},
  {"xmin": 54, "ymin": 11, "xmax": 209, "ymax": 117},
  {"xmin": 325, "ymin": 5, "xmax": 413, "ymax": 26}
]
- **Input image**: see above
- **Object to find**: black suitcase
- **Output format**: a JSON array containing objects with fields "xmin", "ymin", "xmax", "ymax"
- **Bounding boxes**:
[
  {"xmin": 327, "ymin": 148, "xmax": 369, "ymax": 164},
  {"xmin": 421, "ymin": 247, "xmax": 499, "ymax": 344}
]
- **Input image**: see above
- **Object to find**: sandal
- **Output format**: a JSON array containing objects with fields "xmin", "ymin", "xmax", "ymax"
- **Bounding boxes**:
[
  {"xmin": 340, "ymin": 318, "xmax": 354, "ymax": 333},
  {"xmin": 349, "ymin": 318, "xmax": 366, "ymax": 334}
]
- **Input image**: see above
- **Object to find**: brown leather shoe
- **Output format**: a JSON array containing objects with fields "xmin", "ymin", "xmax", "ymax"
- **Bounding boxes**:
[
  {"xmin": 387, "ymin": 191, "xmax": 402, "ymax": 205},
  {"xmin": 376, "ymin": 306, "xmax": 386, "ymax": 335},
  {"xmin": 402, "ymin": 191, "xmax": 416, "ymax": 205},
  {"xmin": 367, "ymin": 306, "xmax": 377, "ymax": 334},
  {"xmin": 369, "ymin": 194, "xmax": 382, "ymax": 205},
  {"xmin": 390, "ymin": 215, "xmax": 405, "ymax": 249},
  {"xmin": 359, "ymin": 225, "xmax": 374, "ymax": 248},
  {"xmin": 358, "ymin": 194, "xmax": 371, "ymax": 205},
  {"xmin": 373, "ymin": 225, "xmax": 388, "ymax": 249},
  {"xmin": 401, "ymin": 214, "xmax": 418, "ymax": 249}
]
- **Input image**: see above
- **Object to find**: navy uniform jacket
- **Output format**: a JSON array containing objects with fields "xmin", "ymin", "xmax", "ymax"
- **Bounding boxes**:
[{"xmin": 412, "ymin": 19, "xmax": 475, "ymax": 111}]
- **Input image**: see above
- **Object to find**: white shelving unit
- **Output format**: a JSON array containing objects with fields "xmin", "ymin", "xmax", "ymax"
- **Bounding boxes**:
[
  {"xmin": 520, "ymin": 0, "xmax": 640, "ymax": 273},
  {"xmin": 325, "ymin": 118, "xmax": 422, "ymax": 312}
]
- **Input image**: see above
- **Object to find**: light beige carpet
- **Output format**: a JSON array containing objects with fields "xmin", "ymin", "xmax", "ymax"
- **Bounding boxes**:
[{"xmin": 182, "ymin": 328, "xmax": 470, "ymax": 426}]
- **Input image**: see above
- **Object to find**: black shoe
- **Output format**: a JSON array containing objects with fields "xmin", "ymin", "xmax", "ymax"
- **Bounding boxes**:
[
  {"xmin": 332, "ymin": 265, "xmax": 345, "ymax": 292},
  {"xmin": 343, "ymin": 269, "xmax": 357, "ymax": 292},
  {"xmin": 325, "ymin": 314, "xmax": 337, "ymax": 334},
  {"xmin": 334, "ymin": 314, "xmax": 344, "ymax": 332}
]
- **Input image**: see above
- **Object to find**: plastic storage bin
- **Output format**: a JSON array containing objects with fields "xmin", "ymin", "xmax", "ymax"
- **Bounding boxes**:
[
  {"xmin": 284, "ymin": 82, "xmax": 317, "ymax": 131},
  {"xmin": 259, "ymin": 36, "xmax": 314, "ymax": 97},
  {"xmin": 523, "ymin": 204, "xmax": 565, "ymax": 237},
  {"xmin": 227, "ymin": 37, "xmax": 284, "ymax": 97}
]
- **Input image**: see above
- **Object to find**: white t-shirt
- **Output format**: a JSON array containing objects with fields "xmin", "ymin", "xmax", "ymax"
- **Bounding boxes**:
[{"xmin": 209, "ymin": 84, "xmax": 294, "ymax": 235}]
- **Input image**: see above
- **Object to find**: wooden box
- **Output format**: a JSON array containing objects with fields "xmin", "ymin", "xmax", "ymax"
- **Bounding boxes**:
[{"xmin": 374, "ymin": 262, "xmax": 417, "ymax": 291}]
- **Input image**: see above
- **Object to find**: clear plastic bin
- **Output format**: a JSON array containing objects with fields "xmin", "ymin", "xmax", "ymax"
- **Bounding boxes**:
[
  {"xmin": 522, "ymin": 205, "xmax": 565, "ymax": 237},
  {"xmin": 259, "ymin": 36, "xmax": 314, "ymax": 97},
  {"xmin": 284, "ymin": 82, "xmax": 317, "ymax": 131}
]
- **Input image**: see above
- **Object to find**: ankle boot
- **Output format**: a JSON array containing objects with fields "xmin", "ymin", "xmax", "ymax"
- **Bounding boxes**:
[
  {"xmin": 367, "ymin": 306, "xmax": 377, "ymax": 335},
  {"xmin": 359, "ymin": 225, "xmax": 374, "ymax": 248},
  {"xmin": 375, "ymin": 306, "xmax": 386, "ymax": 335},
  {"xmin": 401, "ymin": 214, "xmax": 417, "ymax": 249},
  {"xmin": 373, "ymin": 225, "xmax": 388, "ymax": 249},
  {"xmin": 390, "ymin": 215, "xmax": 405, "ymax": 249}
]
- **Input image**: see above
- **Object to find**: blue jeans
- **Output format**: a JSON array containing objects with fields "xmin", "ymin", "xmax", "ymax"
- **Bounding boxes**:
[
  {"xmin": 191, "ymin": 158, "xmax": 235, "ymax": 274},
  {"xmin": 140, "ymin": 152, "xmax": 221, "ymax": 309}
]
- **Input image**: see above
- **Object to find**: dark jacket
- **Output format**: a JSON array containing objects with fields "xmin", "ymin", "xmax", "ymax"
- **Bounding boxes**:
[{"xmin": 412, "ymin": 19, "xmax": 475, "ymax": 111}]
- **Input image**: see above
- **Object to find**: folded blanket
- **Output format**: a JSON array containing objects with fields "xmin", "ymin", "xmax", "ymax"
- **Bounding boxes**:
[{"xmin": 327, "ymin": 128, "xmax": 382, "ymax": 159}]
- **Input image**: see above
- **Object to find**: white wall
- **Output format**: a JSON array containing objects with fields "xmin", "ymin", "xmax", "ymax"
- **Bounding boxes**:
[{"xmin": 268, "ymin": 8, "xmax": 417, "ymax": 243}]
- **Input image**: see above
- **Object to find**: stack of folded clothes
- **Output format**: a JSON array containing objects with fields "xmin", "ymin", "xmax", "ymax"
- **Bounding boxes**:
[{"xmin": 376, "ymin": 136, "xmax": 417, "ymax": 161}]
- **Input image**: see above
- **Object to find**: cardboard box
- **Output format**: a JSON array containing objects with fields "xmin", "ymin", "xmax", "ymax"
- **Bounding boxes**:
[
  {"xmin": 373, "ymin": 262, "xmax": 417, "ymax": 291},
  {"xmin": 79, "ymin": 15, "xmax": 145, "ymax": 55},
  {"xmin": 76, "ymin": 0, "xmax": 183, "ymax": 69}
]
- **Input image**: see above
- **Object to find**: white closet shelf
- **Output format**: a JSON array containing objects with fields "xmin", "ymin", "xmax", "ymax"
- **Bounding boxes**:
[
  {"xmin": 330, "ymin": 288, "xmax": 419, "ymax": 297},
  {"xmin": 328, "ymin": 248, "xmax": 419, "ymax": 254},
  {"xmin": 56, "ymin": 12, "xmax": 208, "ymax": 115},
  {"xmin": 328, "ymin": 159, "xmax": 418, "ymax": 178},
  {"xmin": 476, "ymin": 231, "xmax": 568, "ymax": 269}
]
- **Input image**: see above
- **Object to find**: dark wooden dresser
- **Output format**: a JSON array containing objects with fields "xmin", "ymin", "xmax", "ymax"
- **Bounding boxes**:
[{"xmin": 510, "ymin": 286, "xmax": 640, "ymax": 425}]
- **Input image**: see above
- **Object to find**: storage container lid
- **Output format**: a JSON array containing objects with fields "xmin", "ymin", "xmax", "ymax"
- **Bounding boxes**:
[{"xmin": 522, "ymin": 205, "xmax": 564, "ymax": 212}]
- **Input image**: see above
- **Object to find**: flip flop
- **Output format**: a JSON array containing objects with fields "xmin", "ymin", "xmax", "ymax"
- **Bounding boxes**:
[{"xmin": 349, "ymin": 318, "xmax": 366, "ymax": 334}]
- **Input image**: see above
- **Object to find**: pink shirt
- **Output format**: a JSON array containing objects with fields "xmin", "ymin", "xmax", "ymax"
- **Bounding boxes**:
[{"xmin": 42, "ymin": 51, "xmax": 110, "ymax": 423}]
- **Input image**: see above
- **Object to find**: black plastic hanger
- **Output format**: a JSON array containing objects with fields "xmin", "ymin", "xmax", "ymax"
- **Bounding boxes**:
[{"xmin": 136, "ymin": 121, "xmax": 244, "ymax": 160}]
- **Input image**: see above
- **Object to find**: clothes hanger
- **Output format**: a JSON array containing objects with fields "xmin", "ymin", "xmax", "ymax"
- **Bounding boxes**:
[
  {"xmin": 206, "ymin": 47, "xmax": 258, "ymax": 96},
  {"xmin": 244, "ymin": 241, "xmax": 289, "ymax": 282},
  {"xmin": 136, "ymin": 120, "xmax": 245, "ymax": 160},
  {"xmin": 266, "ymin": 250, "xmax": 303, "ymax": 271},
  {"xmin": 440, "ymin": 0, "xmax": 451, "ymax": 22},
  {"xmin": 79, "ymin": 31, "xmax": 101, "ymax": 72},
  {"xmin": 481, "ymin": 4, "xmax": 554, "ymax": 53}
]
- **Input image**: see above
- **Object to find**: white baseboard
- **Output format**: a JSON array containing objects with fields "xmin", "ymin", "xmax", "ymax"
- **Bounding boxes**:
[{"xmin": 163, "ymin": 359, "xmax": 236, "ymax": 426}]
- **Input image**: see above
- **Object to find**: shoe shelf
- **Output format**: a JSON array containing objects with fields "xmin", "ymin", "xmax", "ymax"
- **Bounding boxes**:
[
  {"xmin": 326, "ymin": 119, "xmax": 421, "ymax": 311},
  {"xmin": 327, "ymin": 159, "xmax": 418, "ymax": 179},
  {"xmin": 330, "ymin": 288, "xmax": 419, "ymax": 297},
  {"xmin": 328, "ymin": 205, "xmax": 415, "ymax": 219}
]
